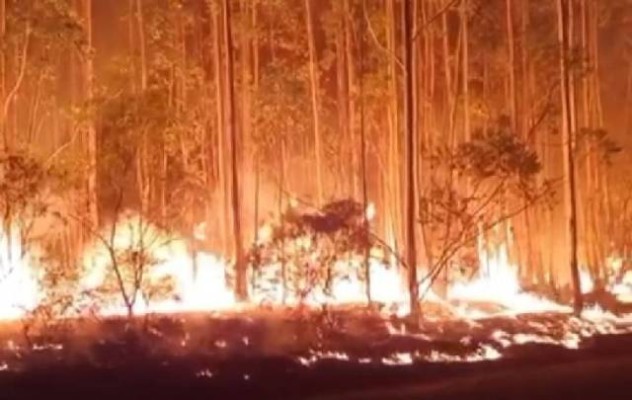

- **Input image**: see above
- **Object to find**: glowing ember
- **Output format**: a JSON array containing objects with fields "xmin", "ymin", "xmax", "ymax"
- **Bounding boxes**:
[
  {"xmin": 196, "ymin": 369, "xmax": 214, "ymax": 378},
  {"xmin": 382, "ymin": 352, "xmax": 413, "ymax": 365}
]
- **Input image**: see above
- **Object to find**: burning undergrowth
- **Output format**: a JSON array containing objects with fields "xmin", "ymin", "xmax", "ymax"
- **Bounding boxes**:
[
  {"xmin": 0, "ymin": 305, "xmax": 632, "ymax": 374},
  {"xmin": 247, "ymin": 199, "xmax": 396, "ymax": 306},
  {"xmin": 0, "ymin": 192, "xmax": 630, "ymax": 375}
]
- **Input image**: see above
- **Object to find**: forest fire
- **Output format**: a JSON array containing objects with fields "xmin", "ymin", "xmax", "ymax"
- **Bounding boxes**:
[
  {"xmin": 2, "ymin": 0, "xmax": 632, "ymax": 397},
  {"xmin": 0, "ymin": 202, "xmax": 630, "ymax": 359},
  {"xmin": 0, "ymin": 218, "xmax": 630, "ymax": 387}
]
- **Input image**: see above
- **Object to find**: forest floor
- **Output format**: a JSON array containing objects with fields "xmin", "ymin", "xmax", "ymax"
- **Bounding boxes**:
[{"xmin": 0, "ymin": 302, "xmax": 630, "ymax": 399}]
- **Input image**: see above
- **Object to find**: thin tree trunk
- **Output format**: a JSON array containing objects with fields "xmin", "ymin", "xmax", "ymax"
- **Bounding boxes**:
[
  {"xmin": 556, "ymin": 0, "xmax": 583, "ymax": 314},
  {"xmin": 344, "ymin": 0, "xmax": 358, "ymax": 198},
  {"xmin": 83, "ymin": 0, "xmax": 98, "ymax": 231},
  {"xmin": 128, "ymin": 0, "xmax": 137, "ymax": 93},
  {"xmin": 358, "ymin": 1, "xmax": 371, "ymax": 305},
  {"xmin": 0, "ymin": 0, "xmax": 5, "ymax": 151},
  {"xmin": 460, "ymin": 0, "xmax": 470, "ymax": 144},
  {"xmin": 506, "ymin": 0, "xmax": 517, "ymax": 133},
  {"xmin": 222, "ymin": 0, "xmax": 247, "ymax": 301},
  {"xmin": 305, "ymin": 0, "xmax": 324, "ymax": 206},
  {"xmin": 211, "ymin": 4, "xmax": 230, "ymax": 254},
  {"xmin": 386, "ymin": 0, "xmax": 401, "ymax": 261},
  {"xmin": 134, "ymin": 0, "xmax": 149, "ymax": 219},
  {"xmin": 336, "ymin": 10, "xmax": 349, "ymax": 196},
  {"xmin": 403, "ymin": 0, "xmax": 419, "ymax": 318},
  {"xmin": 136, "ymin": 0, "xmax": 147, "ymax": 91}
]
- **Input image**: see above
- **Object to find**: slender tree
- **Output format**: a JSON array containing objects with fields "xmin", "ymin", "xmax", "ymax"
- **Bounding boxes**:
[
  {"xmin": 358, "ymin": 0, "xmax": 370, "ymax": 305},
  {"xmin": 461, "ymin": 0, "xmax": 470, "ymax": 144},
  {"xmin": 556, "ymin": 0, "xmax": 583, "ymax": 314},
  {"xmin": 0, "ymin": 0, "xmax": 4, "ymax": 151},
  {"xmin": 223, "ymin": 0, "xmax": 247, "ymax": 301},
  {"xmin": 83, "ymin": 0, "xmax": 98, "ymax": 231},
  {"xmin": 304, "ymin": 0, "xmax": 323, "ymax": 205},
  {"xmin": 403, "ymin": 0, "xmax": 419, "ymax": 317}
]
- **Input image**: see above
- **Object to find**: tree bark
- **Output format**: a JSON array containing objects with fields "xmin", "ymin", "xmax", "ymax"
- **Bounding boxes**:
[
  {"xmin": 403, "ymin": 0, "xmax": 419, "ymax": 318},
  {"xmin": 0, "ymin": 0, "xmax": 5, "ymax": 151},
  {"xmin": 506, "ymin": 0, "xmax": 517, "ymax": 133},
  {"xmin": 556, "ymin": 0, "xmax": 583, "ymax": 314},
  {"xmin": 211, "ymin": 3, "xmax": 230, "ymax": 255},
  {"xmin": 222, "ymin": 0, "xmax": 247, "ymax": 301},
  {"xmin": 460, "ymin": 0, "xmax": 470, "ymax": 143},
  {"xmin": 358, "ymin": 1, "xmax": 371, "ymax": 305},
  {"xmin": 344, "ymin": 0, "xmax": 358, "ymax": 198},
  {"xmin": 83, "ymin": 0, "xmax": 98, "ymax": 231},
  {"xmin": 305, "ymin": 0, "xmax": 324, "ymax": 205}
]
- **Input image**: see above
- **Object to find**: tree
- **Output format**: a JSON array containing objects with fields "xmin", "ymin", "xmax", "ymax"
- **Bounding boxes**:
[
  {"xmin": 82, "ymin": 0, "xmax": 98, "ymax": 232},
  {"xmin": 418, "ymin": 122, "xmax": 552, "ymax": 295},
  {"xmin": 304, "ymin": 0, "xmax": 323, "ymax": 206},
  {"xmin": 403, "ymin": 0, "xmax": 419, "ymax": 318},
  {"xmin": 81, "ymin": 207, "xmax": 176, "ymax": 319},
  {"xmin": 222, "ymin": 0, "xmax": 247, "ymax": 301},
  {"xmin": 556, "ymin": 0, "xmax": 583, "ymax": 314}
]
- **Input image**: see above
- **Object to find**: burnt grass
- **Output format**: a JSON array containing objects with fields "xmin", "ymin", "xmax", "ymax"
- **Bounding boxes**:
[{"xmin": 0, "ymin": 306, "xmax": 631, "ymax": 399}]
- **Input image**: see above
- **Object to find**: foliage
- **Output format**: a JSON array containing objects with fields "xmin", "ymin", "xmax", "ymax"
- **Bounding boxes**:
[
  {"xmin": 86, "ymin": 216, "xmax": 177, "ymax": 317},
  {"xmin": 419, "ymin": 120, "xmax": 551, "ymax": 292},
  {"xmin": 248, "ymin": 199, "xmax": 378, "ymax": 304},
  {"xmin": 0, "ymin": 152, "xmax": 69, "ymax": 255},
  {"xmin": 576, "ymin": 128, "xmax": 622, "ymax": 165},
  {"xmin": 453, "ymin": 119, "xmax": 542, "ymax": 197}
]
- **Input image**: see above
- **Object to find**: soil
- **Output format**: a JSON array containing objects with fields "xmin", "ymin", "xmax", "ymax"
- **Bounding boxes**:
[{"xmin": 0, "ymin": 307, "xmax": 630, "ymax": 399}]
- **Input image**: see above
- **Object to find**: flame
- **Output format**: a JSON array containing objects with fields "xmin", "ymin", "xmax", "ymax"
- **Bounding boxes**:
[
  {"xmin": 606, "ymin": 255, "xmax": 632, "ymax": 302},
  {"xmin": 0, "ymin": 224, "xmax": 40, "ymax": 319},
  {"xmin": 0, "ymin": 209, "xmax": 631, "ymax": 372},
  {"xmin": 448, "ymin": 242, "xmax": 569, "ymax": 315},
  {"xmin": 365, "ymin": 202, "xmax": 376, "ymax": 221},
  {"xmin": 0, "ymin": 215, "xmax": 605, "ymax": 320},
  {"xmin": 579, "ymin": 269, "xmax": 594, "ymax": 294},
  {"xmin": 81, "ymin": 216, "xmax": 235, "ymax": 316},
  {"xmin": 0, "ymin": 203, "xmax": 627, "ymax": 351}
]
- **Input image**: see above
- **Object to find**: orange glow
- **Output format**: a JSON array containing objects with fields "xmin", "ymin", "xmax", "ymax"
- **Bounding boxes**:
[
  {"xmin": 0, "ymin": 224, "xmax": 40, "ymax": 319},
  {"xmin": 0, "ymin": 207, "xmax": 628, "ymax": 338},
  {"xmin": 448, "ymin": 242, "xmax": 570, "ymax": 315}
]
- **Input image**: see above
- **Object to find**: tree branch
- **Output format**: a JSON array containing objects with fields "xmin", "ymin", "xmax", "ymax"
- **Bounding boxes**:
[
  {"xmin": 411, "ymin": 0, "xmax": 462, "ymax": 42},
  {"xmin": 361, "ymin": 0, "xmax": 404, "ymax": 71}
]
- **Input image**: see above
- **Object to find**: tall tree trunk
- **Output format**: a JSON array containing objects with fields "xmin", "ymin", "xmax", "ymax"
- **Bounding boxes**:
[
  {"xmin": 386, "ymin": 0, "xmax": 401, "ymax": 262},
  {"xmin": 358, "ymin": 2, "xmax": 370, "ymax": 305},
  {"xmin": 403, "ymin": 0, "xmax": 419, "ymax": 318},
  {"xmin": 336, "ymin": 8, "xmax": 349, "ymax": 196},
  {"xmin": 128, "ymin": 0, "xmax": 137, "ymax": 93},
  {"xmin": 211, "ymin": 3, "xmax": 230, "ymax": 254},
  {"xmin": 0, "ymin": 0, "xmax": 5, "ymax": 151},
  {"xmin": 305, "ymin": 0, "xmax": 324, "ymax": 205},
  {"xmin": 83, "ymin": 0, "xmax": 98, "ymax": 231},
  {"xmin": 344, "ymin": 0, "xmax": 358, "ymax": 198},
  {"xmin": 136, "ymin": 0, "xmax": 147, "ymax": 91},
  {"xmin": 134, "ymin": 0, "xmax": 149, "ymax": 218},
  {"xmin": 460, "ymin": 0, "xmax": 470, "ymax": 143},
  {"xmin": 556, "ymin": 0, "xmax": 583, "ymax": 314},
  {"xmin": 223, "ymin": 0, "xmax": 247, "ymax": 301},
  {"xmin": 505, "ymin": 0, "xmax": 517, "ymax": 133}
]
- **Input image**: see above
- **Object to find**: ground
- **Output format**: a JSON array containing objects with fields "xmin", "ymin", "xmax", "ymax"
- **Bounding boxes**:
[{"xmin": 0, "ymin": 307, "xmax": 630, "ymax": 399}]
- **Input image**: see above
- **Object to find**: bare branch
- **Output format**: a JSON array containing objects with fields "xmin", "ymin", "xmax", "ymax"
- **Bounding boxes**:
[
  {"xmin": 412, "ymin": 0, "xmax": 462, "ymax": 42},
  {"xmin": 361, "ymin": 0, "xmax": 404, "ymax": 71}
]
